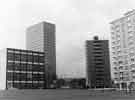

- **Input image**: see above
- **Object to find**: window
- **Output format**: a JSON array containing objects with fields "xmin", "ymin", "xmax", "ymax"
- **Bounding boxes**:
[
  {"xmin": 95, "ymin": 62, "xmax": 104, "ymax": 65},
  {"xmin": 114, "ymin": 67, "xmax": 118, "ymax": 70},
  {"xmin": 120, "ymin": 77, "xmax": 124, "ymax": 80},
  {"xmin": 128, "ymin": 41, "xmax": 134, "ymax": 46},
  {"xmin": 131, "ymin": 64, "xmax": 135, "ymax": 68},
  {"xmin": 27, "ymin": 55, "xmax": 33, "ymax": 62},
  {"xmin": 113, "ymin": 62, "xmax": 117, "ymax": 65},
  {"xmin": 7, "ymin": 62, "xmax": 14, "ymax": 70},
  {"xmin": 14, "ymin": 73, "xmax": 21, "ymax": 81},
  {"xmin": 94, "ymin": 48, "xmax": 102, "ymax": 51},
  {"xmin": 114, "ymin": 72, "xmax": 118, "ymax": 75},
  {"xmin": 33, "ymin": 55, "xmax": 39, "ymax": 62},
  {"xmin": 131, "ymin": 70, "xmax": 135, "ymax": 73},
  {"xmin": 21, "ymin": 54, "xmax": 27, "ymax": 62},
  {"xmin": 93, "ymin": 44, "xmax": 102, "ymax": 47},
  {"xmin": 133, "ymin": 16, "xmax": 135, "ymax": 23},
  {"xmin": 26, "ymin": 83, "xmax": 32, "ymax": 89},
  {"xmin": 27, "ymin": 64, "xmax": 32, "ymax": 71},
  {"xmin": 21, "ymin": 64, "xmax": 27, "ymax": 71},
  {"xmin": 7, "ymin": 72, "xmax": 13, "ymax": 80},
  {"xmin": 33, "ymin": 74, "xmax": 39, "ymax": 81},
  {"xmin": 13, "ymin": 83, "xmax": 20, "ymax": 89},
  {"xmin": 38, "ymin": 83, "xmax": 44, "ymax": 89},
  {"xmin": 7, "ymin": 53, "xmax": 14, "ymax": 60},
  {"xmin": 129, "ymin": 53, "xmax": 135, "ymax": 57},
  {"xmin": 27, "ymin": 73, "xmax": 32, "ymax": 81},
  {"xmin": 127, "ymin": 23, "xmax": 132, "ymax": 29},
  {"xmin": 33, "ymin": 83, "xmax": 38, "ymax": 89},
  {"xmin": 120, "ymin": 72, "xmax": 123, "ymax": 75},
  {"xmin": 119, "ymin": 66, "xmax": 124, "ymax": 70},
  {"xmin": 96, "ymin": 73, "xmax": 104, "ymax": 76},
  {"xmin": 14, "ymin": 63, "xmax": 20, "ymax": 71},
  {"xmin": 93, "ymin": 51, "xmax": 103, "ymax": 54},
  {"xmin": 33, "ymin": 65, "xmax": 38, "ymax": 72},
  {"xmin": 38, "ymin": 74, "xmax": 44, "ymax": 81},
  {"xmin": 38, "ymin": 65, "xmax": 44, "ymax": 72},
  {"xmin": 117, "ymin": 50, "xmax": 122, "ymax": 55},
  {"xmin": 131, "ymin": 58, "xmax": 135, "ymax": 62},
  {"xmin": 118, "ymin": 61, "xmax": 123, "ymax": 64},
  {"xmin": 112, "ymin": 41, "xmax": 116, "ymax": 45},
  {"xmin": 96, "ymin": 70, "xmax": 104, "ymax": 73},
  {"xmin": 94, "ymin": 58, "xmax": 103, "ymax": 61},
  {"xmin": 14, "ymin": 54, "xmax": 20, "ymax": 61},
  {"xmin": 93, "ymin": 41, "xmax": 102, "ymax": 43},
  {"xmin": 20, "ymin": 73, "xmax": 26, "ymax": 81},
  {"xmin": 39, "ymin": 56, "xmax": 44, "ymax": 63}
]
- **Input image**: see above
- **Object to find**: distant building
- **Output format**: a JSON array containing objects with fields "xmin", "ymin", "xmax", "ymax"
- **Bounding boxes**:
[
  {"xmin": 26, "ymin": 21, "xmax": 56, "ymax": 88},
  {"xmin": 86, "ymin": 36, "xmax": 111, "ymax": 88},
  {"xmin": 110, "ymin": 10, "xmax": 135, "ymax": 90},
  {"xmin": 56, "ymin": 78, "xmax": 86, "ymax": 89},
  {"xmin": 0, "ymin": 48, "xmax": 45, "ymax": 90}
]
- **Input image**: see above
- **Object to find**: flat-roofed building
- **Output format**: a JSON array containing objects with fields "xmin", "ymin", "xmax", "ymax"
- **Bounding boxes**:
[
  {"xmin": 86, "ymin": 36, "xmax": 111, "ymax": 88},
  {"xmin": 0, "ymin": 48, "xmax": 45, "ymax": 90},
  {"xmin": 26, "ymin": 21, "xmax": 56, "ymax": 88},
  {"xmin": 110, "ymin": 10, "xmax": 135, "ymax": 90}
]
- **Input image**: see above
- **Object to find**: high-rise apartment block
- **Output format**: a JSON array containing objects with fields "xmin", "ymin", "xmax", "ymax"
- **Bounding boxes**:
[
  {"xmin": 26, "ymin": 22, "xmax": 56, "ymax": 88},
  {"xmin": 110, "ymin": 10, "xmax": 135, "ymax": 90},
  {"xmin": 0, "ymin": 48, "xmax": 45, "ymax": 90},
  {"xmin": 86, "ymin": 36, "xmax": 111, "ymax": 88}
]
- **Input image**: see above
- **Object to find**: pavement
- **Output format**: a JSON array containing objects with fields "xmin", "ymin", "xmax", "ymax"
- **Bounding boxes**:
[{"xmin": 0, "ymin": 89, "xmax": 134, "ymax": 100}]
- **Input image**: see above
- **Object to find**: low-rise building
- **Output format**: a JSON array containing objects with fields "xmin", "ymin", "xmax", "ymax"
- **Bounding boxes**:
[{"xmin": 0, "ymin": 48, "xmax": 45, "ymax": 89}]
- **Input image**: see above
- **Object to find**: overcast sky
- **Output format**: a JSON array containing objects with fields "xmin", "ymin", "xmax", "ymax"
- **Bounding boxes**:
[{"xmin": 0, "ymin": 0, "xmax": 135, "ymax": 78}]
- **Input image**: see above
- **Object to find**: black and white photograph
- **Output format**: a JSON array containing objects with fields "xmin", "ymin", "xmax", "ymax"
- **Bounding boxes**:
[{"xmin": 0, "ymin": 0, "xmax": 135, "ymax": 100}]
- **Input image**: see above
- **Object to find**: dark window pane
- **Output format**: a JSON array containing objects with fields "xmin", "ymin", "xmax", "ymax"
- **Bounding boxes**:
[
  {"xmin": 14, "ymin": 54, "xmax": 20, "ymax": 61},
  {"xmin": 33, "ymin": 65, "xmax": 39, "ymax": 72},
  {"xmin": 21, "ymin": 54, "xmax": 27, "ymax": 62},
  {"xmin": 14, "ymin": 63, "xmax": 20, "ymax": 71},
  {"xmin": 27, "ymin": 55, "xmax": 33, "ymax": 62},
  {"xmin": 33, "ymin": 55, "xmax": 39, "ymax": 62},
  {"xmin": 21, "ymin": 64, "xmax": 27, "ymax": 71},
  {"xmin": 20, "ymin": 73, "xmax": 27, "ymax": 81},
  {"xmin": 27, "ymin": 64, "xmax": 32, "ymax": 71},
  {"xmin": 27, "ymin": 73, "xmax": 32, "ymax": 81},
  {"xmin": 7, "ymin": 53, "xmax": 14, "ymax": 60},
  {"xmin": 7, "ymin": 62, "xmax": 14, "ymax": 70},
  {"xmin": 7, "ymin": 72, "xmax": 13, "ymax": 80},
  {"xmin": 39, "ymin": 56, "xmax": 44, "ymax": 63}
]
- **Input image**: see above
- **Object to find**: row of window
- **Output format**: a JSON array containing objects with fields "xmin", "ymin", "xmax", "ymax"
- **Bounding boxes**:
[
  {"xmin": 7, "ymin": 72, "xmax": 45, "ymax": 81},
  {"xmin": 7, "ymin": 82, "xmax": 45, "ymax": 89},
  {"xmin": 7, "ymin": 49, "xmax": 44, "ymax": 56},
  {"xmin": 93, "ymin": 58, "xmax": 104, "ymax": 61},
  {"xmin": 7, "ymin": 53, "xmax": 44, "ymax": 63},
  {"xmin": 7, "ymin": 63, "xmax": 44, "ymax": 72},
  {"xmin": 119, "ymin": 72, "xmax": 129, "ymax": 77},
  {"xmin": 114, "ymin": 64, "xmax": 135, "ymax": 71},
  {"xmin": 119, "ymin": 77, "xmax": 129, "ymax": 81}
]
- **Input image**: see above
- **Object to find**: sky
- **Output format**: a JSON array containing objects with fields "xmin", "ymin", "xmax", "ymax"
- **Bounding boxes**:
[{"xmin": 0, "ymin": 0, "xmax": 135, "ymax": 78}]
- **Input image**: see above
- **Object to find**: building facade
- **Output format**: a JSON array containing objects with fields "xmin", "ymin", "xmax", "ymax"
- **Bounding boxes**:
[
  {"xmin": 110, "ymin": 10, "xmax": 135, "ymax": 90},
  {"xmin": 86, "ymin": 36, "xmax": 111, "ymax": 88},
  {"xmin": 26, "ymin": 21, "xmax": 56, "ymax": 88},
  {"xmin": 0, "ymin": 48, "xmax": 45, "ymax": 89},
  {"xmin": 56, "ymin": 78, "xmax": 86, "ymax": 89}
]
